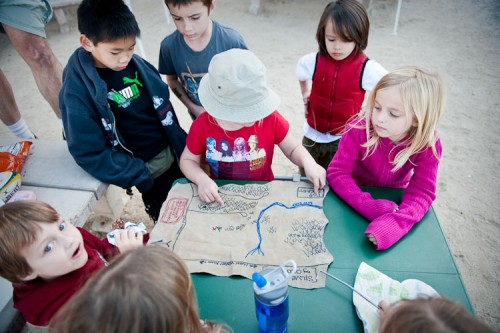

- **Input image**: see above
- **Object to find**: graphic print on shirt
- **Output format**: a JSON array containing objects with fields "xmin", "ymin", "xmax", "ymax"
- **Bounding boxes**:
[
  {"xmin": 205, "ymin": 135, "xmax": 267, "ymax": 180},
  {"xmin": 181, "ymin": 64, "xmax": 204, "ymax": 105},
  {"xmin": 107, "ymin": 71, "xmax": 143, "ymax": 108},
  {"xmin": 153, "ymin": 96, "xmax": 164, "ymax": 109}
]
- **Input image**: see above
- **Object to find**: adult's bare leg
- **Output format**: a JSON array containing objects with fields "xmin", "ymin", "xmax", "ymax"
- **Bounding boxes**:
[
  {"xmin": 0, "ymin": 68, "xmax": 22, "ymax": 125},
  {"xmin": 3, "ymin": 23, "xmax": 62, "ymax": 119},
  {"xmin": 0, "ymin": 68, "xmax": 36, "ymax": 138}
]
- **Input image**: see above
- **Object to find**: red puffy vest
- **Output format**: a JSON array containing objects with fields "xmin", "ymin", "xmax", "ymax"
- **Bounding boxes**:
[{"xmin": 307, "ymin": 51, "xmax": 368, "ymax": 135}]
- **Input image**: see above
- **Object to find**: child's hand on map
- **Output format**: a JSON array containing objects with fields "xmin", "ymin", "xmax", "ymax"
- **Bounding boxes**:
[
  {"xmin": 303, "ymin": 160, "xmax": 327, "ymax": 194},
  {"xmin": 197, "ymin": 178, "xmax": 225, "ymax": 205}
]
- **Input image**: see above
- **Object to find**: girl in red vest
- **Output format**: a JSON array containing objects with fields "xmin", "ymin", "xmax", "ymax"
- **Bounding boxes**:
[{"xmin": 296, "ymin": 0, "xmax": 387, "ymax": 171}]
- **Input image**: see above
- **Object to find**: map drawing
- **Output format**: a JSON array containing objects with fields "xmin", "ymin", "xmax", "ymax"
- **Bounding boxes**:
[{"xmin": 148, "ymin": 181, "xmax": 334, "ymax": 289}]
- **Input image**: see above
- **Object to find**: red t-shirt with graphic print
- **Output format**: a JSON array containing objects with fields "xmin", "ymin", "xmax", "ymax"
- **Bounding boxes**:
[{"xmin": 186, "ymin": 111, "xmax": 289, "ymax": 181}]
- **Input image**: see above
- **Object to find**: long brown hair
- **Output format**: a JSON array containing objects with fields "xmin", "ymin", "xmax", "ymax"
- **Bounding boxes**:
[
  {"xmin": 49, "ymin": 245, "xmax": 231, "ymax": 333},
  {"xmin": 316, "ymin": 0, "xmax": 370, "ymax": 57},
  {"xmin": 379, "ymin": 297, "xmax": 494, "ymax": 333}
]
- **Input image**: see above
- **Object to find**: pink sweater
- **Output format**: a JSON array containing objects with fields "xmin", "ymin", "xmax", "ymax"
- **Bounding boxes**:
[{"xmin": 327, "ymin": 122, "xmax": 442, "ymax": 250}]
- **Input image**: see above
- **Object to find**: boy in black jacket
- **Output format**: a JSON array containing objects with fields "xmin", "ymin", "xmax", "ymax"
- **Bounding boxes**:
[{"xmin": 60, "ymin": 0, "xmax": 186, "ymax": 222}]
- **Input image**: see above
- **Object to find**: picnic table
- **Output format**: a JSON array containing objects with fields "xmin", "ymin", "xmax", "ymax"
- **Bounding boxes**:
[{"xmin": 172, "ymin": 179, "xmax": 472, "ymax": 332}]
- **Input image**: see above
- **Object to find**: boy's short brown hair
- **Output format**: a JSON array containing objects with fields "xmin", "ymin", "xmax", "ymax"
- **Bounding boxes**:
[
  {"xmin": 0, "ymin": 200, "xmax": 59, "ymax": 283},
  {"xmin": 164, "ymin": 0, "xmax": 213, "ymax": 9}
]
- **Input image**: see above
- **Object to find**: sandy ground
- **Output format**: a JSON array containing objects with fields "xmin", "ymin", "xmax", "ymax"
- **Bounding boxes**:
[{"xmin": 1, "ymin": 0, "xmax": 499, "ymax": 330}]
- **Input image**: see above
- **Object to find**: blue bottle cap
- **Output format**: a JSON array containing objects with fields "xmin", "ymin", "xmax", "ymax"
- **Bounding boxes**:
[{"xmin": 252, "ymin": 272, "xmax": 267, "ymax": 288}]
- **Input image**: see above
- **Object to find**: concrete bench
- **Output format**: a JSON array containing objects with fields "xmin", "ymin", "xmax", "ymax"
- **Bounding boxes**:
[
  {"xmin": 48, "ymin": 0, "xmax": 81, "ymax": 33},
  {"xmin": 0, "ymin": 138, "xmax": 124, "ymax": 221}
]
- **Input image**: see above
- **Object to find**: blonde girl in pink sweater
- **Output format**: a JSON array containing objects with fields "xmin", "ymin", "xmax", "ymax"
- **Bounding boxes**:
[{"xmin": 327, "ymin": 66, "xmax": 445, "ymax": 250}]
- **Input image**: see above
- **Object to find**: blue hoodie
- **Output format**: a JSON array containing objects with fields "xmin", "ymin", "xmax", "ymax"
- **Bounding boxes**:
[{"xmin": 59, "ymin": 47, "xmax": 186, "ymax": 193}]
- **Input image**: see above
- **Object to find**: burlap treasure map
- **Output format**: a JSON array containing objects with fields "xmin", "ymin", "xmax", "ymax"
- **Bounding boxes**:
[{"xmin": 148, "ymin": 180, "xmax": 334, "ymax": 289}]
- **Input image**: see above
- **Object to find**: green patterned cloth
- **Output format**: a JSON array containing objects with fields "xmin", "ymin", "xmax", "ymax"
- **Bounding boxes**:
[{"xmin": 353, "ymin": 262, "xmax": 439, "ymax": 333}]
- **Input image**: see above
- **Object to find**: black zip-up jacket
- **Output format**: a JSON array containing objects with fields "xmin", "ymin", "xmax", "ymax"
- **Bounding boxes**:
[{"xmin": 59, "ymin": 47, "xmax": 186, "ymax": 193}]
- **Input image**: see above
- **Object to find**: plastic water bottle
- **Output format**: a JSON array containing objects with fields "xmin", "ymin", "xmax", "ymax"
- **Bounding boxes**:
[{"xmin": 252, "ymin": 259, "xmax": 297, "ymax": 333}]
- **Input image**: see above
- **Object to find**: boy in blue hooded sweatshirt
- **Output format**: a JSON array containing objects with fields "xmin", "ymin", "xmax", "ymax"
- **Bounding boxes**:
[{"xmin": 59, "ymin": 0, "xmax": 187, "ymax": 222}]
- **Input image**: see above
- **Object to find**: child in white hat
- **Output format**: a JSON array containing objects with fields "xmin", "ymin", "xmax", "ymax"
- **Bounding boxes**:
[{"xmin": 179, "ymin": 49, "xmax": 326, "ymax": 205}]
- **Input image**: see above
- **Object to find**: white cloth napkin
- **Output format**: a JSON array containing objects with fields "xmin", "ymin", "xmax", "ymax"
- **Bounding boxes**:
[
  {"xmin": 106, "ymin": 222, "xmax": 147, "ymax": 246},
  {"xmin": 353, "ymin": 262, "xmax": 439, "ymax": 333}
]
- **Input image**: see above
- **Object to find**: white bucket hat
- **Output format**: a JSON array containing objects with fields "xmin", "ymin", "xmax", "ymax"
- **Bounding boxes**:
[{"xmin": 198, "ymin": 49, "xmax": 281, "ymax": 123}]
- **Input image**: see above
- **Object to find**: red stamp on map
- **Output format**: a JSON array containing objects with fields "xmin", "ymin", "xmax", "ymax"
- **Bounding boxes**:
[{"xmin": 159, "ymin": 198, "xmax": 188, "ymax": 224}]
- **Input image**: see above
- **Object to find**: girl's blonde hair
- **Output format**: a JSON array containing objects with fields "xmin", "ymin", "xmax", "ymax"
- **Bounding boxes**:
[
  {"xmin": 362, "ymin": 66, "xmax": 445, "ymax": 171},
  {"xmin": 49, "ymin": 245, "xmax": 231, "ymax": 333}
]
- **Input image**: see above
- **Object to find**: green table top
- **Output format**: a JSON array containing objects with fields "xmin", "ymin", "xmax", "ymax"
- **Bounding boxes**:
[{"xmin": 175, "ymin": 179, "xmax": 472, "ymax": 332}]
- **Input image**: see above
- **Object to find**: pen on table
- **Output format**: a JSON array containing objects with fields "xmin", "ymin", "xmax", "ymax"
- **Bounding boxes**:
[{"xmin": 317, "ymin": 270, "xmax": 381, "ymax": 309}]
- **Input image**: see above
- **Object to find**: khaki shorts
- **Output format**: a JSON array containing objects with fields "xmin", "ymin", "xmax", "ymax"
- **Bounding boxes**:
[
  {"xmin": 0, "ymin": 0, "xmax": 53, "ymax": 38},
  {"xmin": 145, "ymin": 147, "xmax": 175, "ymax": 179}
]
